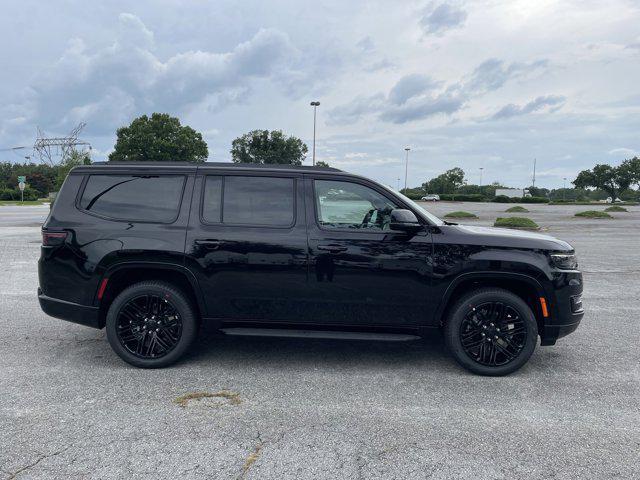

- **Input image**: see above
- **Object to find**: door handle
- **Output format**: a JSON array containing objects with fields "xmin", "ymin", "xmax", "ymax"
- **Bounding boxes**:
[
  {"xmin": 317, "ymin": 244, "xmax": 348, "ymax": 253},
  {"xmin": 194, "ymin": 239, "xmax": 222, "ymax": 250}
]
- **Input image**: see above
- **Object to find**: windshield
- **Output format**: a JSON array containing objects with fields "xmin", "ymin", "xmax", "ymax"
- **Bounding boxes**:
[{"xmin": 381, "ymin": 184, "xmax": 445, "ymax": 226}]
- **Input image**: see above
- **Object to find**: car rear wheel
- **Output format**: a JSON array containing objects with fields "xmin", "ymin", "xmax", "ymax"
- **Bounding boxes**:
[
  {"xmin": 106, "ymin": 281, "xmax": 197, "ymax": 368},
  {"xmin": 444, "ymin": 288, "xmax": 538, "ymax": 376}
]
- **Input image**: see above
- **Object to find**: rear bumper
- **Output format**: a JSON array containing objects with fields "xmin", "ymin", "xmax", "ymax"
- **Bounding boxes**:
[{"xmin": 38, "ymin": 288, "xmax": 101, "ymax": 329}]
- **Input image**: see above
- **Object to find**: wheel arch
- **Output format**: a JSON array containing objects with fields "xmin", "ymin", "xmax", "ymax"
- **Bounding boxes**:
[
  {"xmin": 436, "ymin": 272, "xmax": 548, "ymax": 333},
  {"xmin": 95, "ymin": 262, "xmax": 206, "ymax": 328}
]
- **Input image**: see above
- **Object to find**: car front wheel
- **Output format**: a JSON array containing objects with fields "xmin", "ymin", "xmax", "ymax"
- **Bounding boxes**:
[
  {"xmin": 105, "ymin": 281, "xmax": 198, "ymax": 368},
  {"xmin": 444, "ymin": 288, "xmax": 538, "ymax": 376}
]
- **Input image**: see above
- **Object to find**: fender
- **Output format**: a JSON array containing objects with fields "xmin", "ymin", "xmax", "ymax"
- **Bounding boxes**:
[
  {"xmin": 434, "ymin": 271, "xmax": 548, "ymax": 322},
  {"xmin": 94, "ymin": 261, "xmax": 207, "ymax": 316}
]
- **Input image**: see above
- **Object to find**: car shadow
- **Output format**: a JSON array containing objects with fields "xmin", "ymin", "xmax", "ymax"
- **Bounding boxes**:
[{"xmin": 185, "ymin": 324, "xmax": 455, "ymax": 372}]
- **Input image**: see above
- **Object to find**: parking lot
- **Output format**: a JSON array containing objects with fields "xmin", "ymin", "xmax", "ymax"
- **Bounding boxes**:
[{"xmin": 1, "ymin": 202, "xmax": 639, "ymax": 479}]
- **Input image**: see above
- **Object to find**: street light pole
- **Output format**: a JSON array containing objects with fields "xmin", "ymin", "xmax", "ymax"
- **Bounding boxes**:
[
  {"xmin": 563, "ymin": 177, "xmax": 567, "ymax": 201},
  {"xmin": 479, "ymin": 167, "xmax": 484, "ymax": 187},
  {"xmin": 404, "ymin": 147, "xmax": 410, "ymax": 191},
  {"xmin": 310, "ymin": 101, "xmax": 320, "ymax": 166}
]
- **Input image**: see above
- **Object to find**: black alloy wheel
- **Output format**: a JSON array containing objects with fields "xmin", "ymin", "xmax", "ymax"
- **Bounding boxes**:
[
  {"xmin": 444, "ymin": 288, "xmax": 538, "ymax": 376},
  {"xmin": 106, "ymin": 281, "xmax": 197, "ymax": 368},
  {"xmin": 116, "ymin": 293, "xmax": 183, "ymax": 359},
  {"xmin": 459, "ymin": 301, "xmax": 526, "ymax": 367}
]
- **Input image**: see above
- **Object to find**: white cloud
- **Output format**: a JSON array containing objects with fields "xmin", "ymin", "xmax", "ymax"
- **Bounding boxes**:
[
  {"xmin": 2, "ymin": 14, "xmax": 298, "ymax": 135},
  {"xmin": 420, "ymin": 2, "xmax": 468, "ymax": 36},
  {"xmin": 608, "ymin": 147, "xmax": 638, "ymax": 157},
  {"xmin": 491, "ymin": 95, "xmax": 566, "ymax": 120}
]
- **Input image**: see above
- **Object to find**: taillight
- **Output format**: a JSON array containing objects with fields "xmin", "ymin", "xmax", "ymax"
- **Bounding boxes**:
[{"xmin": 42, "ymin": 230, "xmax": 68, "ymax": 246}]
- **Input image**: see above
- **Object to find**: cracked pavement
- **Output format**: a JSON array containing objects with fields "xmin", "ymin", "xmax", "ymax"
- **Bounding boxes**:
[{"xmin": 0, "ymin": 203, "xmax": 639, "ymax": 479}]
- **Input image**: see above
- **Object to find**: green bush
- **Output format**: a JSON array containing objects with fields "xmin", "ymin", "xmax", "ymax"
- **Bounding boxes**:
[
  {"xmin": 443, "ymin": 211, "xmax": 478, "ymax": 218},
  {"xmin": 574, "ymin": 210, "xmax": 612, "ymax": 218},
  {"xmin": 505, "ymin": 206, "xmax": 529, "ymax": 213},
  {"xmin": 604, "ymin": 206, "xmax": 628, "ymax": 212},
  {"xmin": 519, "ymin": 196, "xmax": 549, "ymax": 204},
  {"xmin": 494, "ymin": 217, "xmax": 540, "ymax": 230},
  {"xmin": 402, "ymin": 191, "xmax": 424, "ymax": 200},
  {"xmin": 0, "ymin": 187, "xmax": 39, "ymax": 201},
  {"xmin": 439, "ymin": 193, "xmax": 487, "ymax": 202},
  {"xmin": 492, "ymin": 195, "xmax": 548, "ymax": 204}
]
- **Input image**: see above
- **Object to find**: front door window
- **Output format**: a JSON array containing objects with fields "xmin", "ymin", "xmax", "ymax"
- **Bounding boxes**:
[{"xmin": 314, "ymin": 180, "xmax": 398, "ymax": 231}]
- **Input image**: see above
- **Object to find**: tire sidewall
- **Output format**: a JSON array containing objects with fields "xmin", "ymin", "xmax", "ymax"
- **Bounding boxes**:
[
  {"xmin": 105, "ymin": 282, "xmax": 197, "ymax": 368},
  {"xmin": 445, "ymin": 289, "xmax": 538, "ymax": 376}
]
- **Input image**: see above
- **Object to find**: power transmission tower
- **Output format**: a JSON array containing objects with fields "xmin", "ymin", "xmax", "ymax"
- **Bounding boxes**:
[{"xmin": 33, "ymin": 122, "xmax": 91, "ymax": 165}]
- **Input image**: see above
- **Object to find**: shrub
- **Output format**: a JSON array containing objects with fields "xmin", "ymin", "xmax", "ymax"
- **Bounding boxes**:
[
  {"xmin": 505, "ymin": 206, "xmax": 529, "ymax": 213},
  {"xmin": 492, "ymin": 195, "xmax": 548, "ymax": 204},
  {"xmin": 604, "ymin": 206, "xmax": 628, "ymax": 212},
  {"xmin": 443, "ymin": 211, "xmax": 478, "ymax": 219},
  {"xmin": 439, "ymin": 194, "xmax": 487, "ymax": 202},
  {"xmin": 575, "ymin": 210, "xmax": 612, "ymax": 218},
  {"xmin": 519, "ymin": 196, "xmax": 549, "ymax": 204},
  {"xmin": 494, "ymin": 217, "xmax": 540, "ymax": 230},
  {"xmin": 402, "ymin": 191, "xmax": 424, "ymax": 200},
  {"xmin": 0, "ymin": 187, "xmax": 39, "ymax": 201}
]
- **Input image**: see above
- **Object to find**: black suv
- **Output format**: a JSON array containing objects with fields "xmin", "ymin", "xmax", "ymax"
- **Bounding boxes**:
[{"xmin": 38, "ymin": 162, "xmax": 583, "ymax": 375}]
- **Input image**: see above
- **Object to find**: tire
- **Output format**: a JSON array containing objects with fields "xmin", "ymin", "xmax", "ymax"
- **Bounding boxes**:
[
  {"xmin": 444, "ymin": 288, "xmax": 538, "ymax": 376},
  {"xmin": 105, "ymin": 281, "xmax": 198, "ymax": 368}
]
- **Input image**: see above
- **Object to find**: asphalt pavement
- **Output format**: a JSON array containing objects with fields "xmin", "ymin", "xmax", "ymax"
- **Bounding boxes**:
[{"xmin": 0, "ymin": 202, "xmax": 639, "ymax": 479}]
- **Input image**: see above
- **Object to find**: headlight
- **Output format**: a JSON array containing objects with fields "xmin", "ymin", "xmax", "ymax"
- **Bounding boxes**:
[{"xmin": 550, "ymin": 253, "xmax": 578, "ymax": 270}]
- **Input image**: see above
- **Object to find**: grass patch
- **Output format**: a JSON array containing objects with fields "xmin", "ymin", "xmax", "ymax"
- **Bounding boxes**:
[
  {"xmin": 443, "ymin": 211, "xmax": 478, "ymax": 218},
  {"xmin": 604, "ymin": 205, "xmax": 628, "ymax": 212},
  {"xmin": 173, "ymin": 390, "xmax": 241, "ymax": 408},
  {"xmin": 0, "ymin": 200, "xmax": 48, "ymax": 206},
  {"xmin": 505, "ymin": 206, "xmax": 529, "ymax": 213},
  {"xmin": 241, "ymin": 443, "xmax": 264, "ymax": 477},
  {"xmin": 574, "ymin": 210, "xmax": 612, "ymax": 218},
  {"xmin": 494, "ymin": 217, "xmax": 539, "ymax": 230}
]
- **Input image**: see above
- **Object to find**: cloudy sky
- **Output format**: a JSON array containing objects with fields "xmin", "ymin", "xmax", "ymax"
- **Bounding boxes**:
[{"xmin": 1, "ymin": 0, "xmax": 639, "ymax": 188}]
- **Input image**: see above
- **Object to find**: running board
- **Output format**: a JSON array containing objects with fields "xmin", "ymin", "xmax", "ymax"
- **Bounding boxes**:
[{"xmin": 220, "ymin": 328, "xmax": 421, "ymax": 342}]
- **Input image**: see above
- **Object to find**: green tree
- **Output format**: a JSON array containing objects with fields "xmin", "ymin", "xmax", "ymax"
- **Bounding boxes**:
[
  {"xmin": 422, "ymin": 167, "xmax": 466, "ymax": 194},
  {"xmin": 55, "ymin": 150, "xmax": 91, "ymax": 190},
  {"xmin": 231, "ymin": 130, "xmax": 308, "ymax": 165},
  {"xmin": 315, "ymin": 160, "xmax": 331, "ymax": 168},
  {"xmin": 109, "ymin": 113, "xmax": 208, "ymax": 163},
  {"xmin": 620, "ymin": 157, "xmax": 640, "ymax": 189},
  {"xmin": 573, "ymin": 164, "xmax": 631, "ymax": 200}
]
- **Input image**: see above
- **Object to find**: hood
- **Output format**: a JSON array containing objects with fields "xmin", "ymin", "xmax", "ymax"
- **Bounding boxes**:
[{"xmin": 448, "ymin": 224, "xmax": 573, "ymax": 252}]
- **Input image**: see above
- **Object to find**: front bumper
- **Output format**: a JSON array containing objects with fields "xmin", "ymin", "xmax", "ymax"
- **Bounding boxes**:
[
  {"xmin": 38, "ymin": 288, "xmax": 101, "ymax": 329},
  {"xmin": 540, "ymin": 271, "xmax": 584, "ymax": 346}
]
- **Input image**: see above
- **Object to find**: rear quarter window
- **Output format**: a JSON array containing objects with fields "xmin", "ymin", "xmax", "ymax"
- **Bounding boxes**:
[{"xmin": 79, "ymin": 174, "xmax": 185, "ymax": 223}]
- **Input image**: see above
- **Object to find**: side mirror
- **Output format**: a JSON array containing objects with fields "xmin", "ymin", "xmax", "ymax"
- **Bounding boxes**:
[{"xmin": 390, "ymin": 209, "xmax": 422, "ymax": 233}]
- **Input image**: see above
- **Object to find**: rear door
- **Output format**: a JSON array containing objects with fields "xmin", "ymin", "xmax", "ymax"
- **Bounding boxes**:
[
  {"xmin": 185, "ymin": 170, "xmax": 308, "ymax": 323},
  {"xmin": 303, "ymin": 176, "xmax": 433, "ymax": 327}
]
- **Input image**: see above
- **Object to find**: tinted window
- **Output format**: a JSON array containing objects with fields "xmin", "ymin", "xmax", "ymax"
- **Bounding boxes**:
[
  {"xmin": 202, "ymin": 176, "xmax": 222, "ymax": 223},
  {"xmin": 80, "ymin": 175, "xmax": 185, "ymax": 223},
  {"xmin": 202, "ymin": 175, "xmax": 294, "ymax": 226},
  {"xmin": 314, "ymin": 180, "xmax": 398, "ymax": 230}
]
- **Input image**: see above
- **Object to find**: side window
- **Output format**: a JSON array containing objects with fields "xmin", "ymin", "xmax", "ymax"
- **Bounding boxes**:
[
  {"xmin": 79, "ymin": 175, "xmax": 185, "ymax": 223},
  {"xmin": 314, "ymin": 180, "xmax": 398, "ymax": 231},
  {"xmin": 202, "ymin": 176, "xmax": 222, "ymax": 223},
  {"xmin": 202, "ymin": 175, "xmax": 295, "ymax": 227}
]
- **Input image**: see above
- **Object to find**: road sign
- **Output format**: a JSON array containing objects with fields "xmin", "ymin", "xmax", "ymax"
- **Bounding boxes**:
[
  {"xmin": 17, "ymin": 175, "xmax": 26, "ymax": 183},
  {"xmin": 18, "ymin": 182, "xmax": 26, "ymax": 191}
]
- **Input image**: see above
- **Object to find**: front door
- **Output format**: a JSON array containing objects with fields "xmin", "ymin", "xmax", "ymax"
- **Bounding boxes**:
[
  {"xmin": 185, "ymin": 172, "xmax": 308, "ymax": 323},
  {"xmin": 304, "ymin": 177, "xmax": 433, "ymax": 327}
]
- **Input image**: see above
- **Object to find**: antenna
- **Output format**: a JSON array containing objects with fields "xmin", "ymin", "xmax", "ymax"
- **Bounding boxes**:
[
  {"xmin": 532, "ymin": 158, "xmax": 536, "ymax": 188},
  {"xmin": 32, "ymin": 122, "xmax": 91, "ymax": 165}
]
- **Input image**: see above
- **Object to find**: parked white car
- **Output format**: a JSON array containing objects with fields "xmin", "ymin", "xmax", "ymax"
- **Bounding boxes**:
[{"xmin": 421, "ymin": 194, "xmax": 440, "ymax": 201}]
